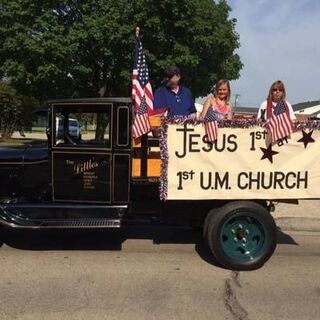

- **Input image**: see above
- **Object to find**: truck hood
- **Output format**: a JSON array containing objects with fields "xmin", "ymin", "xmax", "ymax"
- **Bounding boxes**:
[{"xmin": 0, "ymin": 147, "xmax": 48, "ymax": 163}]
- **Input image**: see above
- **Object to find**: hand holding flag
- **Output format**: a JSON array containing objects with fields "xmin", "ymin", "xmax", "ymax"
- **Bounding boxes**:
[
  {"xmin": 265, "ymin": 100, "xmax": 293, "ymax": 142},
  {"xmin": 204, "ymin": 107, "xmax": 223, "ymax": 142}
]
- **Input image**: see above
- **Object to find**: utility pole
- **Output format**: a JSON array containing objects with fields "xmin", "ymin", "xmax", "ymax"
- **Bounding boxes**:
[{"xmin": 233, "ymin": 94, "xmax": 241, "ymax": 108}]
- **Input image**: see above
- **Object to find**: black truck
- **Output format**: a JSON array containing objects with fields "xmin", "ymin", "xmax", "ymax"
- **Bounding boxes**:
[{"xmin": 0, "ymin": 98, "xmax": 277, "ymax": 270}]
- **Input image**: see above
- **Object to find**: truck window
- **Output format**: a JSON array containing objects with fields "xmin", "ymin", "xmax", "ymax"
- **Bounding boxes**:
[
  {"xmin": 117, "ymin": 106, "xmax": 130, "ymax": 147},
  {"xmin": 52, "ymin": 104, "xmax": 112, "ymax": 149}
]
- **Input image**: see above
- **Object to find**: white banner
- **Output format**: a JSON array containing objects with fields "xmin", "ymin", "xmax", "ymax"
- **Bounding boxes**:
[{"xmin": 165, "ymin": 124, "xmax": 320, "ymax": 200}]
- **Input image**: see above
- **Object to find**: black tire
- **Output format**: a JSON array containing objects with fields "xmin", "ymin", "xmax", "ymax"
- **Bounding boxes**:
[
  {"xmin": 203, "ymin": 207, "xmax": 218, "ymax": 239},
  {"xmin": 206, "ymin": 201, "xmax": 277, "ymax": 271}
]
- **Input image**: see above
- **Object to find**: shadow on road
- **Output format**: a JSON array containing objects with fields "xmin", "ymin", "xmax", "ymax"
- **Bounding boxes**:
[
  {"xmin": 1, "ymin": 228, "xmax": 123, "ymax": 251},
  {"xmin": 0, "ymin": 226, "xmax": 298, "ymax": 268},
  {"xmin": 276, "ymin": 227, "xmax": 298, "ymax": 245},
  {"xmin": 0, "ymin": 226, "xmax": 224, "ymax": 268}
]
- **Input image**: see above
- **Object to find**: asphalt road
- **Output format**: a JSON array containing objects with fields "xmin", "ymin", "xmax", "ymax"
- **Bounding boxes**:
[{"xmin": 0, "ymin": 227, "xmax": 319, "ymax": 320}]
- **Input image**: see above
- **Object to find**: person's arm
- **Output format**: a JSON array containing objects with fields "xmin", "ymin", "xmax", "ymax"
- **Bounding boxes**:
[
  {"xmin": 186, "ymin": 88, "xmax": 197, "ymax": 116},
  {"xmin": 226, "ymin": 104, "xmax": 233, "ymax": 120},
  {"xmin": 257, "ymin": 101, "xmax": 267, "ymax": 120},
  {"xmin": 150, "ymin": 86, "xmax": 168, "ymax": 116},
  {"xmin": 190, "ymin": 100, "xmax": 197, "ymax": 115},
  {"xmin": 200, "ymin": 98, "xmax": 214, "ymax": 118},
  {"xmin": 286, "ymin": 101, "xmax": 296, "ymax": 120}
]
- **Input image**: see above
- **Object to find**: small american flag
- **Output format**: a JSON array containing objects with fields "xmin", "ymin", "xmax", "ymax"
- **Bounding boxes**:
[
  {"xmin": 131, "ymin": 34, "xmax": 153, "ymax": 139},
  {"xmin": 265, "ymin": 100, "xmax": 293, "ymax": 142},
  {"xmin": 204, "ymin": 107, "xmax": 221, "ymax": 142}
]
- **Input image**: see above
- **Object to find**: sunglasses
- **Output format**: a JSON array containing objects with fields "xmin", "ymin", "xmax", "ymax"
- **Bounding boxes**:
[{"xmin": 273, "ymin": 88, "xmax": 283, "ymax": 92}]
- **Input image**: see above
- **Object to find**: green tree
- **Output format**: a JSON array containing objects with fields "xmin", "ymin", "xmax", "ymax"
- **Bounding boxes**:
[
  {"xmin": 0, "ymin": 1, "xmax": 77, "ymax": 101},
  {"xmin": 0, "ymin": 0, "xmax": 242, "ymax": 99},
  {"xmin": 0, "ymin": 81, "xmax": 37, "ymax": 139},
  {"xmin": 131, "ymin": 0, "xmax": 242, "ymax": 96},
  {"xmin": 0, "ymin": 81, "xmax": 21, "ymax": 139}
]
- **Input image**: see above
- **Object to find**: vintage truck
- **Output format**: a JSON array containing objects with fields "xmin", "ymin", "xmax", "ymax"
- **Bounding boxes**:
[{"xmin": 0, "ymin": 98, "xmax": 277, "ymax": 270}]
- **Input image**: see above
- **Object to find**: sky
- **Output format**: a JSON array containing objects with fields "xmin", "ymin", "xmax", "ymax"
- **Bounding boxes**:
[{"xmin": 226, "ymin": 0, "xmax": 320, "ymax": 107}]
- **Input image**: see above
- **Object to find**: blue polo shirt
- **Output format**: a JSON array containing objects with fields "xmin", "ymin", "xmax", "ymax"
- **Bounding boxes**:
[{"xmin": 153, "ymin": 85, "xmax": 196, "ymax": 117}]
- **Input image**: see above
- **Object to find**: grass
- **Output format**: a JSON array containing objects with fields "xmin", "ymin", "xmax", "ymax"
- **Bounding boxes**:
[
  {"xmin": 28, "ymin": 127, "xmax": 47, "ymax": 133},
  {"xmin": 0, "ymin": 138, "xmax": 47, "ymax": 148}
]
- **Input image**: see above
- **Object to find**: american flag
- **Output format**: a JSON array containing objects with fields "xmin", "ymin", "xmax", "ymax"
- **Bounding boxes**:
[
  {"xmin": 204, "ymin": 107, "xmax": 221, "ymax": 142},
  {"xmin": 265, "ymin": 100, "xmax": 293, "ymax": 142},
  {"xmin": 131, "ymin": 35, "xmax": 153, "ymax": 139}
]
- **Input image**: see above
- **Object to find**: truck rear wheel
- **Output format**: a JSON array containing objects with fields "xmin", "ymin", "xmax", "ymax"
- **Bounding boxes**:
[{"xmin": 206, "ymin": 201, "xmax": 277, "ymax": 271}]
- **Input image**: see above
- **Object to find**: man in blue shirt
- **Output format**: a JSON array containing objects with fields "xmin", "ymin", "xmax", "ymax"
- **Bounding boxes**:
[{"xmin": 152, "ymin": 66, "xmax": 197, "ymax": 117}]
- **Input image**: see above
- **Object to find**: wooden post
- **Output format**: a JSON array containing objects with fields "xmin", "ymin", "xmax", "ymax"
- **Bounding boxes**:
[{"xmin": 140, "ymin": 135, "xmax": 148, "ymax": 179}]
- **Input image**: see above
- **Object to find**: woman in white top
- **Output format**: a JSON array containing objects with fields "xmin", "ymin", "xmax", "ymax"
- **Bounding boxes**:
[{"xmin": 257, "ymin": 80, "xmax": 296, "ymax": 120}]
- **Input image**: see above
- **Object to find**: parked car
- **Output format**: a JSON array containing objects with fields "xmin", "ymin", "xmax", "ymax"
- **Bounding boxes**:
[{"xmin": 56, "ymin": 117, "xmax": 81, "ymax": 141}]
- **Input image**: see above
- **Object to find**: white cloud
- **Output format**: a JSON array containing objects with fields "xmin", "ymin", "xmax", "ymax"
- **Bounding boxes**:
[{"xmin": 228, "ymin": 0, "xmax": 320, "ymax": 106}]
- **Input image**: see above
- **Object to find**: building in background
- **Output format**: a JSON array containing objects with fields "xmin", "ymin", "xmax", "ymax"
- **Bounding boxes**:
[
  {"xmin": 231, "ymin": 100, "xmax": 320, "ymax": 120},
  {"xmin": 292, "ymin": 100, "xmax": 320, "ymax": 120},
  {"xmin": 233, "ymin": 106, "xmax": 258, "ymax": 119}
]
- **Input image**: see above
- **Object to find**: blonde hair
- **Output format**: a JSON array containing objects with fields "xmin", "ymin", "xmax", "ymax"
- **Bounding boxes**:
[
  {"xmin": 267, "ymin": 80, "xmax": 286, "ymax": 101},
  {"xmin": 213, "ymin": 79, "xmax": 231, "ymax": 102}
]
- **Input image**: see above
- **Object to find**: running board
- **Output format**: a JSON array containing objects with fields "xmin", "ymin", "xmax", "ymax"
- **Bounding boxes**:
[
  {"xmin": 41, "ymin": 218, "xmax": 121, "ymax": 228},
  {"xmin": 0, "ymin": 206, "xmax": 121, "ymax": 229}
]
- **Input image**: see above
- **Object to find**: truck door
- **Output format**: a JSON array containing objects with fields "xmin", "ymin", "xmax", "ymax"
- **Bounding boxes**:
[{"xmin": 50, "ymin": 101, "xmax": 131, "ymax": 204}]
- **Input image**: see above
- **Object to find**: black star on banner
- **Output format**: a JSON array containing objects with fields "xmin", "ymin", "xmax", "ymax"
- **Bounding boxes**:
[
  {"xmin": 297, "ymin": 129, "xmax": 315, "ymax": 148},
  {"xmin": 260, "ymin": 144, "xmax": 279, "ymax": 163}
]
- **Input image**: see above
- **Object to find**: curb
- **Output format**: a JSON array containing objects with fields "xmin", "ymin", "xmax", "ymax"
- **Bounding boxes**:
[{"xmin": 275, "ymin": 217, "xmax": 320, "ymax": 232}]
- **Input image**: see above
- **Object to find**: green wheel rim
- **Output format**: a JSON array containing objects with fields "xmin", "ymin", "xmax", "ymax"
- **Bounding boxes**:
[{"xmin": 220, "ymin": 214, "xmax": 267, "ymax": 262}]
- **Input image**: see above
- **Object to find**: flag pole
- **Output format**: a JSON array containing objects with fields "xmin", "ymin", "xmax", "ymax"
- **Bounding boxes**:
[{"xmin": 134, "ymin": 25, "xmax": 147, "ymax": 177}]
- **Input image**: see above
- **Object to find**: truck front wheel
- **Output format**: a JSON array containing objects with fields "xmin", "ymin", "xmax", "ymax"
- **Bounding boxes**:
[{"xmin": 205, "ymin": 201, "xmax": 277, "ymax": 271}]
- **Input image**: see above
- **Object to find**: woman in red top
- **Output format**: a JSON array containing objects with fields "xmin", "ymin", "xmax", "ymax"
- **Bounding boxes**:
[{"xmin": 200, "ymin": 79, "xmax": 233, "ymax": 120}]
